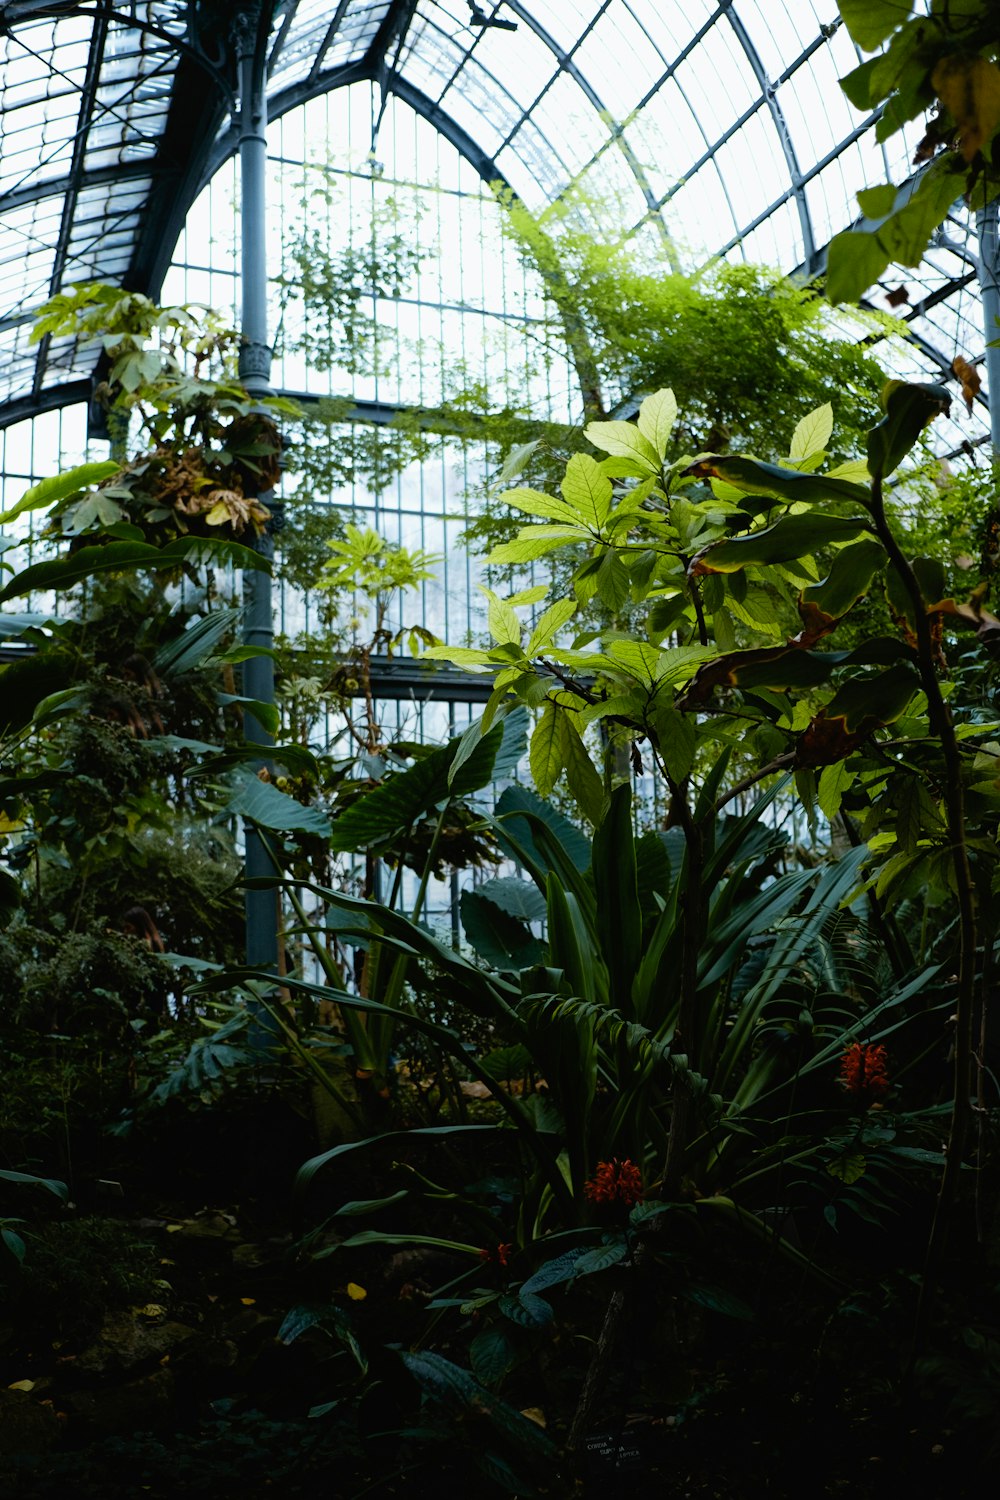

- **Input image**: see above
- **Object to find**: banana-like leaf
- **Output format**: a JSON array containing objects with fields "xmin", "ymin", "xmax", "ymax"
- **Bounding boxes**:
[
  {"xmin": 0, "ymin": 460, "xmax": 120, "ymax": 524},
  {"xmin": 0, "ymin": 535, "xmax": 268, "ymax": 604},
  {"xmin": 592, "ymin": 783, "xmax": 641, "ymax": 1016},
  {"xmin": 153, "ymin": 607, "xmax": 242, "ymax": 674},
  {"xmin": 0, "ymin": 1168, "xmax": 69, "ymax": 1201},
  {"xmin": 296, "ymin": 1125, "xmax": 501, "ymax": 1195}
]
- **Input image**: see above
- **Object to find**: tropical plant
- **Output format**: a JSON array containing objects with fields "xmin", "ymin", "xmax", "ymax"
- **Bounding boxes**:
[{"xmin": 420, "ymin": 378, "xmax": 996, "ymax": 1303}]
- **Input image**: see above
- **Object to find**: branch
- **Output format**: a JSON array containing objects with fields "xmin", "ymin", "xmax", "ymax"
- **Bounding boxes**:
[{"xmin": 714, "ymin": 752, "xmax": 797, "ymax": 813}]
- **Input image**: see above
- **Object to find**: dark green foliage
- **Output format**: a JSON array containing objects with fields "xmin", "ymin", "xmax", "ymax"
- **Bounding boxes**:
[{"xmin": 8, "ymin": 1217, "xmax": 156, "ymax": 1339}]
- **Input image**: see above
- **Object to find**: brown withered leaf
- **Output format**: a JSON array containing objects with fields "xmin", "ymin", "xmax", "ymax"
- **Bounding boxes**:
[
  {"xmin": 795, "ymin": 713, "xmax": 866, "ymax": 769},
  {"xmin": 951, "ymin": 353, "xmax": 982, "ymax": 413},
  {"xmin": 931, "ymin": 593, "xmax": 1000, "ymax": 641},
  {"xmin": 932, "ymin": 55, "xmax": 1000, "ymax": 162},
  {"xmin": 885, "ymin": 285, "xmax": 910, "ymax": 308}
]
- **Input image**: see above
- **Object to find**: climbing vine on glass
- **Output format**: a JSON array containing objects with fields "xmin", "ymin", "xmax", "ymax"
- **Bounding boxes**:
[{"xmin": 828, "ymin": 0, "xmax": 1000, "ymax": 303}]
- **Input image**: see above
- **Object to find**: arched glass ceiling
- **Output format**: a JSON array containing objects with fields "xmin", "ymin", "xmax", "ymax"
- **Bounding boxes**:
[{"xmin": 0, "ymin": 0, "xmax": 990, "ymax": 445}]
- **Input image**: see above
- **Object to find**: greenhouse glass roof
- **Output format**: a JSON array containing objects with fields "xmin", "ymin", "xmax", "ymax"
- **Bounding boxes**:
[{"xmin": 0, "ymin": 0, "xmax": 990, "ymax": 441}]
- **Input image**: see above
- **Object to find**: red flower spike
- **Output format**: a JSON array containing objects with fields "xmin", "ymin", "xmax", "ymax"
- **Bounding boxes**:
[
  {"xmin": 479, "ymin": 1242, "xmax": 513, "ymax": 1266},
  {"xmin": 839, "ymin": 1043, "xmax": 890, "ymax": 1102},
  {"xmin": 584, "ymin": 1158, "xmax": 644, "ymax": 1208}
]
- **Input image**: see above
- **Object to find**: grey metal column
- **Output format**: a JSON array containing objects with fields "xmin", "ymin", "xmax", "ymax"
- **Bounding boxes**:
[
  {"xmin": 978, "ymin": 197, "xmax": 1000, "ymax": 456},
  {"xmin": 234, "ymin": 4, "xmax": 278, "ymax": 972}
]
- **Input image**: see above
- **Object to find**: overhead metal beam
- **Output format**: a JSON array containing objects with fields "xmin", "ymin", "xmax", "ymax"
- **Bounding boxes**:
[
  {"xmin": 0, "ymin": 159, "xmax": 154, "ymax": 217},
  {"xmin": 726, "ymin": 6, "xmax": 815, "ymax": 273},
  {"xmin": 31, "ymin": 7, "xmax": 107, "ymax": 399},
  {"xmin": 500, "ymin": 1, "xmax": 676, "ymax": 262}
]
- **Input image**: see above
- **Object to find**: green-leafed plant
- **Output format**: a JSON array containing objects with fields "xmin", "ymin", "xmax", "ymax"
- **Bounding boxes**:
[
  {"xmin": 827, "ymin": 0, "xmax": 1000, "ymax": 303},
  {"xmin": 420, "ymin": 380, "xmax": 996, "ymax": 1296}
]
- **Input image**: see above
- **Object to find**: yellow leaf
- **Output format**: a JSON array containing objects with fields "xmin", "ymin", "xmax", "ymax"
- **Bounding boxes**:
[
  {"xmin": 827, "ymin": 1153, "xmax": 867, "ymax": 1185},
  {"xmin": 240, "ymin": 1297, "xmax": 256, "ymax": 1306},
  {"xmin": 7, "ymin": 1379, "xmax": 35, "ymax": 1392},
  {"xmin": 520, "ymin": 1406, "xmax": 547, "ymax": 1428},
  {"xmin": 166, "ymin": 1223, "xmax": 182, "ymax": 1233},
  {"xmin": 136, "ymin": 1303, "xmax": 167, "ymax": 1319},
  {"xmin": 932, "ymin": 55, "xmax": 1000, "ymax": 162},
  {"xmin": 346, "ymin": 1282, "xmax": 367, "ymax": 1302},
  {"xmin": 205, "ymin": 500, "xmax": 231, "ymax": 526}
]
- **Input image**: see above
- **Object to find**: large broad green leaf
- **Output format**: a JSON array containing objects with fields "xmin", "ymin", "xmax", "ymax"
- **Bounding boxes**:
[
  {"xmin": 837, "ymin": 0, "xmax": 913, "ymax": 53},
  {"xmin": 801, "ymin": 539, "xmax": 885, "ymax": 619},
  {"xmin": 856, "ymin": 185, "xmax": 899, "ymax": 218},
  {"xmin": 684, "ymin": 455, "xmax": 870, "ymax": 508},
  {"xmin": 400, "ymin": 1350, "xmax": 556, "ymax": 1459},
  {"xmin": 0, "ymin": 612, "xmax": 59, "ymax": 637},
  {"xmin": 0, "ymin": 1167, "xmax": 69, "ymax": 1201},
  {"xmin": 0, "ymin": 460, "xmax": 120, "ymax": 524},
  {"xmin": 494, "ymin": 784, "xmax": 592, "ymax": 879},
  {"xmin": 827, "ymin": 165, "xmax": 965, "ymax": 304},
  {"xmin": 826, "ymin": 230, "xmax": 895, "ymax": 304},
  {"xmin": 652, "ymin": 704, "xmax": 697, "ymax": 783},
  {"xmin": 475, "ymin": 876, "xmax": 547, "ymax": 923},
  {"xmin": 691, "ymin": 514, "xmax": 872, "ymax": 575},
  {"xmin": 561, "ymin": 452, "xmax": 614, "ymax": 528},
  {"xmin": 460, "ymin": 889, "xmax": 543, "ymax": 971},
  {"xmin": 585, "ymin": 418, "xmax": 659, "ymax": 474},
  {"xmin": 867, "ymin": 381, "xmax": 952, "ymax": 480},
  {"xmin": 216, "ymin": 691, "xmax": 280, "ymax": 736},
  {"xmin": 498, "ymin": 485, "xmax": 580, "ymax": 524},
  {"xmin": 470, "ymin": 1327, "xmax": 518, "ymax": 1387},
  {"xmin": 297, "ymin": 1125, "xmax": 501, "ymax": 1195},
  {"xmin": 329, "ymin": 710, "xmax": 527, "ymax": 855},
  {"xmin": 637, "ymin": 388, "xmax": 678, "ymax": 459},
  {"xmin": 874, "ymin": 164, "xmax": 966, "ymax": 267},
  {"xmin": 529, "ymin": 702, "xmax": 569, "ymax": 797},
  {"xmin": 563, "ymin": 725, "xmax": 606, "ymax": 828},
  {"xmin": 488, "ymin": 524, "xmax": 590, "ymax": 565},
  {"xmin": 225, "ymin": 774, "xmax": 332, "ymax": 836},
  {"xmin": 184, "ymin": 741, "xmax": 319, "ymax": 779},
  {"xmin": 823, "ymin": 663, "xmax": 919, "ymax": 731},
  {"xmin": 592, "ymin": 783, "xmax": 641, "ymax": 1015},
  {"xmin": 789, "ymin": 403, "xmax": 833, "ymax": 460},
  {"xmin": 526, "ymin": 597, "xmax": 576, "ymax": 657}
]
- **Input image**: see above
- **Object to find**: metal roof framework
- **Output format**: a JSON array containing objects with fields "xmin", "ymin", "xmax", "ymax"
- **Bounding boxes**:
[{"xmin": 0, "ymin": 0, "xmax": 991, "ymax": 446}]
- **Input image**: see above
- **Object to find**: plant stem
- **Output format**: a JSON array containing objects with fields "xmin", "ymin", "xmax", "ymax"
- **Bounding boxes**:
[{"xmin": 869, "ymin": 476, "xmax": 978, "ymax": 1320}]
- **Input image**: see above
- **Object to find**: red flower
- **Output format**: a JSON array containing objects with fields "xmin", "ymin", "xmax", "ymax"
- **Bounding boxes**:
[
  {"xmin": 584, "ymin": 1158, "xmax": 644, "ymax": 1208},
  {"xmin": 479, "ymin": 1242, "xmax": 513, "ymax": 1267},
  {"xmin": 839, "ymin": 1043, "xmax": 890, "ymax": 1102}
]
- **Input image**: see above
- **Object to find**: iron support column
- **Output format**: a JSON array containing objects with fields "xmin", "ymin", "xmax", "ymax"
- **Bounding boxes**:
[
  {"xmin": 977, "ymin": 197, "xmax": 1000, "ymax": 456},
  {"xmin": 234, "ymin": 6, "xmax": 278, "ymax": 972}
]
